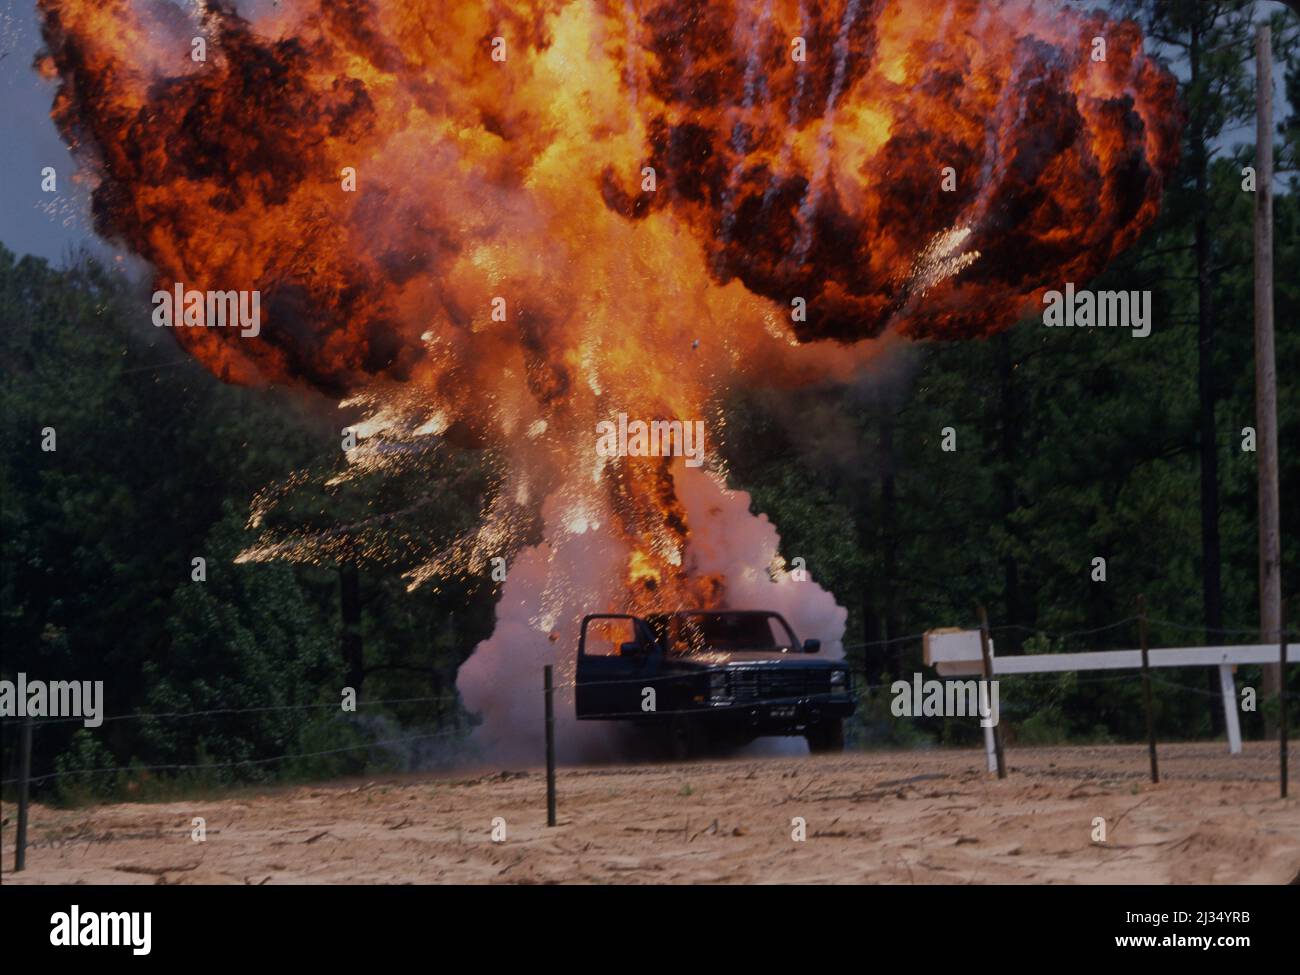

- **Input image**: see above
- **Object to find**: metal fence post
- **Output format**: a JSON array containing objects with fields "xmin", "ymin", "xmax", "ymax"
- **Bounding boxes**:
[
  {"xmin": 544, "ymin": 665, "xmax": 557, "ymax": 826},
  {"xmin": 15, "ymin": 718, "xmax": 33, "ymax": 871}
]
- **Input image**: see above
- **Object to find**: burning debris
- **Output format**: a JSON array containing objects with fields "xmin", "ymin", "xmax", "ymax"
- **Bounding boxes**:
[{"xmin": 35, "ymin": 0, "xmax": 1179, "ymax": 757}]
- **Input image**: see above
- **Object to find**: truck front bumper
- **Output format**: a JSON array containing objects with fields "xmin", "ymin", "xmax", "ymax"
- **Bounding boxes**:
[{"xmin": 714, "ymin": 695, "xmax": 855, "ymax": 733}]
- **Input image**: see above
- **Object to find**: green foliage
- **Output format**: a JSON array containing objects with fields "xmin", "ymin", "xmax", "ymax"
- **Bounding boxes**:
[
  {"xmin": 2, "ymin": 3, "xmax": 1298, "ymax": 791},
  {"xmin": 0, "ymin": 248, "xmax": 486, "ymax": 799},
  {"xmin": 52, "ymin": 729, "xmax": 118, "ymax": 804},
  {"xmin": 854, "ymin": 681, "xmax": 933, "ymax": 749},
  {"xmin": 721, "ymin": 111, "xmax": 1300, "ymax": 748}
]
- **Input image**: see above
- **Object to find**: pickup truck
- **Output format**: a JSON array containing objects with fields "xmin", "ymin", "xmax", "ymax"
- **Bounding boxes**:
[{"xmin": 575, "ymin": 610, "xmax": 854, "ymax": 756}]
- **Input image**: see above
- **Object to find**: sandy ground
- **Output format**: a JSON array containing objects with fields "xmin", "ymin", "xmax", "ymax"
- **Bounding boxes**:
[{"xmin": 2, "ymin": 742, "xmax": 1296, "ymax": 884}]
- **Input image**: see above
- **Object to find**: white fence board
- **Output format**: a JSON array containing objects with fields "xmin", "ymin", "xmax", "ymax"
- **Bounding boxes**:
[{"xmin": 923, "ymin": 631, "xmax": 1290, "ymax": 757}]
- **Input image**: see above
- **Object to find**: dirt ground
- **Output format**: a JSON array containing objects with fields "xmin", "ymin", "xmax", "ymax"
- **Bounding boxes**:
[{"xmin": 3, "ymin": 742, "xmax": 1296, "ymax": 884}]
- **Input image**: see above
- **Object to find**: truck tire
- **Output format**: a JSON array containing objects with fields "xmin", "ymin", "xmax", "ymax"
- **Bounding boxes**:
[
  {"xmin": 668, "ymin": 714, "xmax": 703, "ymax": 760},
  {"xmin": 806, "ymin": 718, "xmax": 845, "ymax": 754}
]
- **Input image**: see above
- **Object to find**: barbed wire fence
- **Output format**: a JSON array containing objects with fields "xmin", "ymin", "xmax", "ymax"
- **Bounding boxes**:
[
  {"xmin": 0, "ymin": 689, "xmax": 474, "ymax": 872},
  {"xmin": 2, "ymin": 608, "xmax": 1295, "ymax": 869},
  {"xmin": 827, "ymin": 620, "xmax": 1300, "ymax": 743},
  {"xmin": 0, "ymin": 693, "xmax": 467, "ymax": 788}
]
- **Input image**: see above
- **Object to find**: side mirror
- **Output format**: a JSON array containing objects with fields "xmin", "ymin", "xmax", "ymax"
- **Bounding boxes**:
[
  {"xmin": 620, "ymin": 641, "xmax": 646, "ymax": 657},
  {"xmin": 802, "ymin": 638, "xmax": 821, "ymax": 654}
]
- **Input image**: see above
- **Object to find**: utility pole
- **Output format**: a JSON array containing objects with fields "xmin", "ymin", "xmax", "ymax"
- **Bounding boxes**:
[{"xmin": 1254, "ymin": 24, "xmax": 1282, "ymax": 732}]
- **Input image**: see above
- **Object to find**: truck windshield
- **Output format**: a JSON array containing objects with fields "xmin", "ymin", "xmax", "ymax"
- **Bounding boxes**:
[{"xmin": 662, "ymin": 612, "xmax": 799, "ymax": 655}]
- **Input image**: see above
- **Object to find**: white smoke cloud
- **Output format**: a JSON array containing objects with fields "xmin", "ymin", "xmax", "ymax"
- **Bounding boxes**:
[{"xmin": 456, "ymin": 462, "xmax": 847, "ymax": 764}]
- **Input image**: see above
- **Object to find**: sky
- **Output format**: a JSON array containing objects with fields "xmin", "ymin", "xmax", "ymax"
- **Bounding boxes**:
[
  {"xmin": 0, "ymin": 0, "xmax": 103, "ymax": 264},
  {"xmin": 0, "ymin": 0, "xmax": 1294, "ymax": 265}
]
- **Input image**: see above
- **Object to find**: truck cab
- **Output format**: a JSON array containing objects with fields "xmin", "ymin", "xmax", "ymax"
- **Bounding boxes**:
[{"xmin": 575, "ymin": 610, "xmax": 854, "ymax": 755}]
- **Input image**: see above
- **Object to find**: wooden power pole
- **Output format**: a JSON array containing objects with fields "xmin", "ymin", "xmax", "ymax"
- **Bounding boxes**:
[{"xmin": 1255, "ymin": 24, "xmax": 1282, "ymax": 732}]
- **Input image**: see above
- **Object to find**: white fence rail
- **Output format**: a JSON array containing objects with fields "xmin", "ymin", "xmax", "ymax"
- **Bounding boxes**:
[{"xmin": 925, "ymin": 629, "xmax": 1292, "ymax": 763}]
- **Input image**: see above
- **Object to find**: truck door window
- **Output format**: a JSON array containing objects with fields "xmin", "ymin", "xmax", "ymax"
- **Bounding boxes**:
[{"xmin": 583, "ymin": 617, "xmax": 641, "ymax": 657}]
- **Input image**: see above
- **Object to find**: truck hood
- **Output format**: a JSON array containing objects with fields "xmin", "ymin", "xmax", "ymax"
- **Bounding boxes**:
[{"xmin": 678, "ymin": 651, "xmax": 843, "ymax": 667}]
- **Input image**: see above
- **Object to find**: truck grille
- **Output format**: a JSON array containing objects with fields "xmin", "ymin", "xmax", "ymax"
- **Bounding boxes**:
[{"xmin": 729, "ymin": 669, "xmax": 830, "ymax": 701}]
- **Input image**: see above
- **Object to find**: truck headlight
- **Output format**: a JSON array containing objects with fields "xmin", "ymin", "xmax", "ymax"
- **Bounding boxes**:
[
  {"xmin": 829, "ymin": 670, "xmax": 846, "ymax": 691},
  {"xmin": 709, "ymin": 670, "xmax": 730, "ymax": 702}
]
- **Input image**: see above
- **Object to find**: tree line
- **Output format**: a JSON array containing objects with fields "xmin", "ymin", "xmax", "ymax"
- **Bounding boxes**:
[{"xmin": 2, "ymin": 0, "xmax": 1297, "ymax": 798}]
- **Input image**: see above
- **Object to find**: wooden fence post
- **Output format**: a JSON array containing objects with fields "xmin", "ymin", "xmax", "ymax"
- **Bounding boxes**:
[
  {"xmin": 1138, "ymin": 596, "xmax": 1159, "ymax": 784},
  {"xmin": 1280, "ymin": 602, "xmax": 1289, "ymax": 800},
  {"xmin": 977, "ymin": 607, "xmax": 1005, "ymax": 779}
]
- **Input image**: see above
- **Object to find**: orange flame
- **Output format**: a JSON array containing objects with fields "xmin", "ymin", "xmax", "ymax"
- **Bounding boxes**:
[{"xmin": 36, "ymin": 0, "xmax": 1179, "ymax": 612}]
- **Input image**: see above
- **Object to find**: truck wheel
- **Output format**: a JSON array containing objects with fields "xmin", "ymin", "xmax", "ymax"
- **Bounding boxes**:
[
  {"xmin": 806, "ymin": 718, "xmax": 845, "ymax": 754},
  {"xmin": 668, "ymin": 714, "xmax": 702, "ymax": 760}
]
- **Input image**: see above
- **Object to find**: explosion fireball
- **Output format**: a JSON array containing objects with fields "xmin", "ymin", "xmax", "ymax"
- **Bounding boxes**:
[{"xmin": 36, "ymin": 0, "xmax": 1179, "ymax": 757}]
